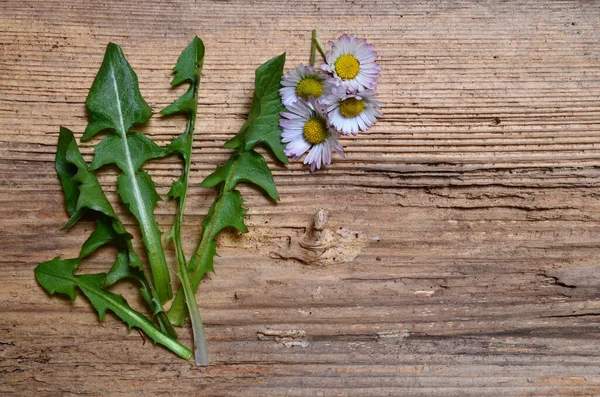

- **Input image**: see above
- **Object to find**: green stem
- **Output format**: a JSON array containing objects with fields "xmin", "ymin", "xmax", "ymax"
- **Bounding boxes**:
[
  {"xmin": 131, "ymin": 309, "xmax": 191, "ymax": 360},
  {"xmin": 310, "ymin": 29, "xmax": 317, "ymax": 67},
  {"xmin": 177, "ymin": 266, "xmax": 209, "ymax": 365},
  {"xmin": 313, "ymin": 30, "xmax": 327, "ymax": 63},
  {"xmin": 116, "ymin": 128, "xmax": 172, "ymax": 304},
  {"xmin": 109, "ymin": 219, "xmax": 177, "ymax": 338},
  {"xmin": 172, "ymin": 115, "xmax": 209, "ymax": 365},
  {"xmin": 77, "ymin": 275, "xmax": 191, "ymax": 360},
  {"xmin": 168, "ymin": 232, "xmax": 210, "ymax": 326},
  {"xmin": 173, "ymin": 226, "xmax": 208, "ymax": 364},
  {"xmin": 141, "ymin": 277, "xmax": 178, "ymax": 339},
  {"xmin": 168, "ymin": 64, "xmax": 209, "ymax": 364}
]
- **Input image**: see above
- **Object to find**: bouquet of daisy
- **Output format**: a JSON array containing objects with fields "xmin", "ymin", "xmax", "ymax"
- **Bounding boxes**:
[{"xmin": 280, "ymin": 31, "xmax": 382, "ymax": 171}]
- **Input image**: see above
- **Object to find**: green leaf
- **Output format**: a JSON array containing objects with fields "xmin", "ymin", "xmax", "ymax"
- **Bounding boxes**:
[
  {"xmin": 79, "ymin": 217, "xmax": 121, "ymax": 258},
  {"xmin": 168, "ymin": 54, "xmax": 286, "ymax": 326},
  {"xmin": 79, "ymin": 217, "xmax": 146, "ymax": 293},
  {"xmin": 117, "ymin": 171, "xmax": 162, "ymax": 227},
  {"xmin": 55, "ymin": 128, "xmax": 176, "ymax": 338},
  {"xmin": 60, "ymin": 130, "xmax": 116, "ymax": 229},
  {"xmin": 201, "ymin": 151, "xmax": 280, "ymax": 201},
  {"xmin": 202, "ymin": 190, "xmax": 249, "ymax": 240},
  {"xmin": 169, "ymin": 36, "xmax": 205, "ymax": 87},
  {"xmin": 194, "ymin": 239, "xmax": 217, "ymax": 274},
  {"xmin": 35, "ymin": 257, "xmax": 191, "ymax": 360},
  {"xmin": 35, "ymin": 257, "xmax": 80, "ymax": 300},
  {"xmin": 90, "ymin": 132, "xmax": 166, "ymax": 172},
  {"xmin": 224, "ymin": 53, "xmax": 288, "ymax": 164},
  {"xmin": 56, "ymin": 130, "xmax": 138, "ymax": 277},
  {"xmin": 167, "ymin": 178, "xmax": 185, "ymax": 200},
  {"xmin": 55, "ymin": 127, "xmax": 79, "ymax": 217},
  {"xmin": 161, "ymin": 36, "xmax": 204, "ymax": 115},
  {"xmin": 104, "ymin": 250, "xmax": 136, "ymax": 286},
  {"xmin": 161, "ymin": 37, "xmax": 210, "ymax": 365},
  {"xmin": 82, "ymin": 43, "xmax": 151, "ymax": 141},
  {"xmin": 162, "ymin": 85, "xmax": 197, "ymax": 115},
  {"xmin": 161, "ymin": 36, "xmax": 205, "ymax": 205},
  {"xmin": 83, "ymin": 42, "xmax": 172, "ymax": 303},
  {"xmin": 185, "ymin": 190, "xmax": 247, "ymax": 277}
]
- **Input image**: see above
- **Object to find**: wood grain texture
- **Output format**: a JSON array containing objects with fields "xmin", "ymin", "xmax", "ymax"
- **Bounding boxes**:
[{"xmin": 2, "ymin": 0, "xmax": 600, "ymax": 395}]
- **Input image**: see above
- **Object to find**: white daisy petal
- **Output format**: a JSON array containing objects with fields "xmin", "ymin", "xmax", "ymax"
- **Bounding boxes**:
[
  {"xmin": 325, "ymin": 88, "xmax": 381, "ymax": 135},
  {"xmin": 279, "ymin": 64, "xmax": 336, "ymax": 107},
  {"xmin": 322, "ymin": 34, "xmax": 381, "ymax": 92},
  {"xmin": 290, "ymin": 138, "xmax": 311, "ymax": 154},
  {"xmin": 279, "ymin": 97, "xmax": 345, "ymax": 172},
  {"xmin": 304, "ymin": 145, "xmax": 317, "ymax": 166},
  {"xmin": 323, "ymin": 141, "xmax": 332, "ymax": 165}
]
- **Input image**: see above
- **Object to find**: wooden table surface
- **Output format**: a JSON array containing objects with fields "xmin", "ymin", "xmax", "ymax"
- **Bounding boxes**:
[{"xmin": 2, "ymin": 1, "xmax": 600, "ymax": 395}]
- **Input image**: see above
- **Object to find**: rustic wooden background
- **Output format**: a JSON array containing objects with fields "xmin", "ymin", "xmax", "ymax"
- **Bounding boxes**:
[{"xmin": 2, "ymin": 0, "xmax": 600, "ymax": 395}]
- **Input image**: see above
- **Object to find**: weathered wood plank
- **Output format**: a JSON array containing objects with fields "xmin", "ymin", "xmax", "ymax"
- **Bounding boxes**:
[{"xmin": 2, "ymin": 0, "xmax": 600, "ymax": 395}]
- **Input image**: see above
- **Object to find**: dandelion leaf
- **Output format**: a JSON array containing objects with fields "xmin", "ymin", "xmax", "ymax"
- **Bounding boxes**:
[
  {"xmin": 82, "ymin": 43, "xmax": 171, "ymax": 303},
  {"xmin": 168, "ymin": 54, "xmax": 286, "ymax": 326},
  {"xmin": 225, "ymin": 53, "xmax": 288, "ymax": 164},
  {"xmin": 34, "ymin": 257, "xmax": 190, "ymax": 360}
]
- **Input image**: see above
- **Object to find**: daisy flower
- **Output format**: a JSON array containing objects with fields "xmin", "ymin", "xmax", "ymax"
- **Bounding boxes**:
[
  {"xmin": 279, "ymin": 64, "xmax": 336, "ymax": 108},
  {"xmin": 327, "ymin": 87, "xmax": 382, "ymax": 135},
  {"xmin": 321, "ymin": 34, "xmax": 382, "ymax": 93},
  {"xmin": 280, "ymin": 98, "xmax": 345, "ymax": 172}
]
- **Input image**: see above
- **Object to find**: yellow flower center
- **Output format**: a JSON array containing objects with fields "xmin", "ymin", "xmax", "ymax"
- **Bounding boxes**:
[
  {"xmin": 296, "ymin": 78, "xmax": 323, "ymax": 99},
  {"xmin": 339, "ymin": 98, "xmax": 365, "ymax": 118},
  {"xmin": 334, "ymin": 54, "xmax": 360, "ymax": 80},
  {"xmin": 303, "ymin": 118, "xmax": 328, "ymax": 144}
]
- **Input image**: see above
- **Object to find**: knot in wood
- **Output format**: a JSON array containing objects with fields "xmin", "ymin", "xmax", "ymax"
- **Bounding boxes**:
[{"xmin": 313, "ymin": 208, "xmax": 330, "ymax": 231}]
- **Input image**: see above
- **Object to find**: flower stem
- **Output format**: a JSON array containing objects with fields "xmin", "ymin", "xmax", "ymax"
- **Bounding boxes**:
[
  {"xmin": 313, "ymin": 30, "xmax": 327, "ymax": 63},
  {"xmin": 310, "ymin": 29, "xmax": 317, "ymax": 67}
]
